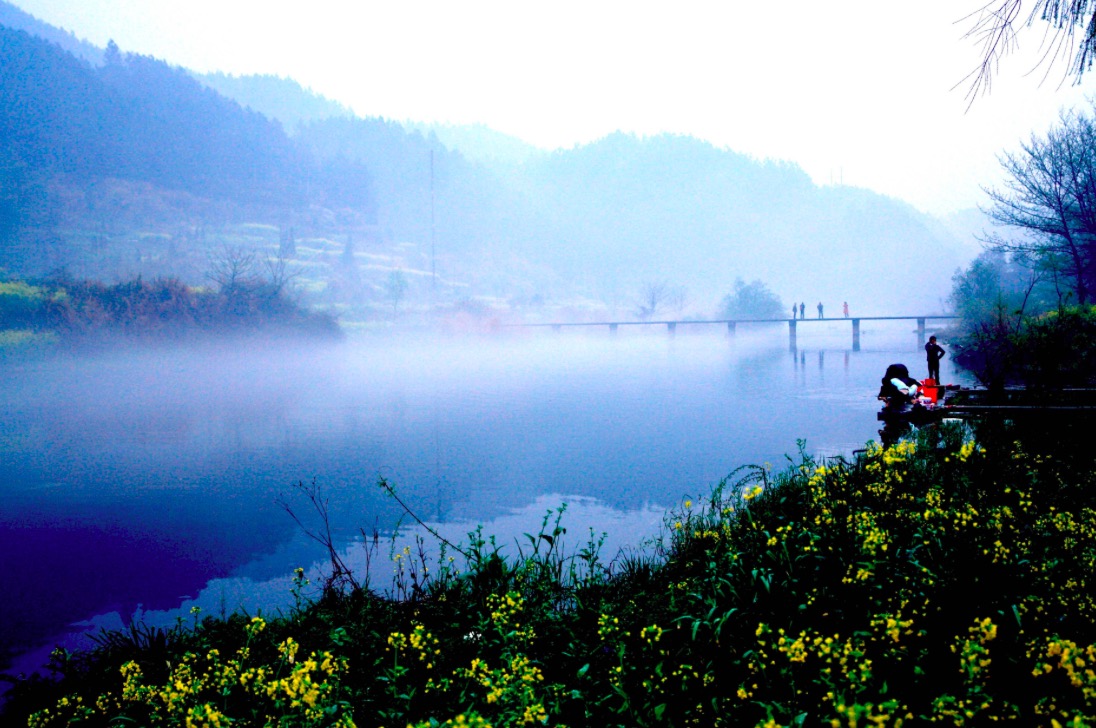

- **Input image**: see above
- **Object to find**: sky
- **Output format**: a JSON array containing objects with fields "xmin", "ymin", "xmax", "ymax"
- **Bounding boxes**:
[{"xmin": 10, "ymin": 0, "xmax": 1096, "ymax": 216}]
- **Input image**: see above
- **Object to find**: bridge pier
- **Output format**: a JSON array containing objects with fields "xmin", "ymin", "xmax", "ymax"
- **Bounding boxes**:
[
  {"xmin": 788, "ymin": 319, "xmax": 797, "ymax": 352},
  {"xmin": 852, "ymin": 318, "xmax": 861, "ymax": 352},
  {"xmin": 727, "ymin": 321, "xmax": 736, "ymax": 336},
  {"xmin": 667, "ymin": 322, "xmax": 676, "ymax": 336},
  {"xmin": 917, "ymin": 318, "xmax": 926, "ymax": 348},
  {"xmin": 609, "ymin": 323, "xmax": 618, "ymax": 335}
]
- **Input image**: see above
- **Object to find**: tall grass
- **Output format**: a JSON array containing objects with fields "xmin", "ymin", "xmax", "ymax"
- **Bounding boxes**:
[{"xmin": 6, "ymin": 421, "xmax": 1096, "ymax": 726}]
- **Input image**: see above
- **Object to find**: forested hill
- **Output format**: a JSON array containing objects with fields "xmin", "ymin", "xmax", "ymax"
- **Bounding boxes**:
[
  {"xmin": 0, "ymin": 29, "xmax": 299, "ymax": 203},
  {"xmin": 0, "ymin": 4, "xmax": 970, "ymax": 315},
  {"xmin": 0, "ymin": 24, "xmax": 376, "ymax": 234}
]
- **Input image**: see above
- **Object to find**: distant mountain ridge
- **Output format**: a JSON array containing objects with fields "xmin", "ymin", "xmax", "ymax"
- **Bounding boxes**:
[
  {"xmin": 194, "ymin": 72, "xmax": 353, "ymax": 134},
  {"xmin": 408, "ymin": 122, "xmax": 544, "ymax": 166},
  {"xmin": 0, "ymin": 1, "xmax": 973, "ymax": 315},
  {"xmin": 514, "ymin": 133, "xmax": 959, "ymax": 311},
  {"xmin": 196, "ymin": 72, "xmax": 545, "ymax": 167}
]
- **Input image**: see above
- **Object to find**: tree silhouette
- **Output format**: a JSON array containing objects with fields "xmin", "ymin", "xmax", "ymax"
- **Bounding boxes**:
[
  {"xmin": 964, "ymin": 0, "xmax": 1096, "ymax": 98},
  {"xmin": 982, "ymin": 105, "xmax": 1096, "ymax": 304},
  {"xmin": 719, "ymin": 278, "xmax": 785, "ymax": 319}
]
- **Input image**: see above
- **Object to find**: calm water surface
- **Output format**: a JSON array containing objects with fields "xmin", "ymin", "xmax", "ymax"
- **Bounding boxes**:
[{"xmin": 0, "ymin": 322, "xmax": 967, "ymax": 675}]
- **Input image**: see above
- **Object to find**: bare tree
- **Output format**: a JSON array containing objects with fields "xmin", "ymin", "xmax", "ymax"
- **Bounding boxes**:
[
  {"xmin": 385, "ymin": 269, "xmax": 409, "ymax": 313},
  {"xmin": 635, "ymin": 281, "xmax": 669, "ymax": 320},
  {"xmin": 264, "ymin": 252, "xmax": 300, "ymax": 297},
  {"xmin": 982, "ymin": 105, "xmax": 1096, "ymax": 304},
  {"xmin": 635, "ymin": 281, "xmax": 687, "ymax": 319},
  {"xmin": 665, "ymin": 286, "xmax": 689, "ymax": 317},
  {"xmin": 206, "ymin": 244, "xmax": 262, "ymax": 294},
  {"xmin": 962, "ymin": 0, "xmax": 1096, "ymax": 99}
]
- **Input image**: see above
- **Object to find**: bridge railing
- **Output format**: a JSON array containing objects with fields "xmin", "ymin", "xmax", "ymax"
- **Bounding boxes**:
[{"xmin": 506, "ymin": 315, "xmax": 959, "ymax": 351}]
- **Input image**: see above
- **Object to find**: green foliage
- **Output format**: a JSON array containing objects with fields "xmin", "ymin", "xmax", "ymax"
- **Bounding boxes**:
[
  {"xmin": 947, "ymin": 251, "xmax": 1096, "ymax": 386},
  {"xmin": 949, "ymin": 288, "xmax": 1096, "ymax": 388},
  {"xmin": 1009, "ymin": 305, "xmax": 1096, "ymax": 387},
  {"xmin": 948, "ymin": 250, "xmax": 1044, "ymax": 326},
  {"xmin": 8, "ymin": 424, "xmax": 1096, "ymax": 726},
  {"xmin": 13, "ymin": 615, "xmax": 357, "ymax": 728},
  {"xmin": 0, "ymin": 280, "xmax": 50, "ymax": 328},
  {"xmin": 0, "ymin": 280, "xmax": 46, "ymax": 299},
  {"xmin": 718, "ymin": 278, "xmax": 785, "ymax": 320},
  {"xmin": 0, "ymin": 328, "xmax": 58, "ymax": 353}
]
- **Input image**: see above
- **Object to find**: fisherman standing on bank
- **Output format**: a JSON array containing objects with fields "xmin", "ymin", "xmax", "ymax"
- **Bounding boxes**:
[{"xmin": 925, "ymin": 335, "xmax": 946, "ymax": 381}]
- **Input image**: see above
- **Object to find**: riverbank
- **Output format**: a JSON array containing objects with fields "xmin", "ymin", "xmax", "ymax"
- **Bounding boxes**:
[
  {"xmin": 0, "ymin": 275, "xmax": 341, "ymax": 356},
  {"xmin": 5, "ymin": 419, "xmax": 1095, "ymax": 726}
]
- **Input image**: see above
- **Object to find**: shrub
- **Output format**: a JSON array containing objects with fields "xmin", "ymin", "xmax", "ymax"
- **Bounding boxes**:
[
  {"xmin": 0, "ymin": 274, "xmax": 341, "ymax": 345},
  {"xmin": 0, "ymin": 280, "xmax": 51, "ymax": 329}
]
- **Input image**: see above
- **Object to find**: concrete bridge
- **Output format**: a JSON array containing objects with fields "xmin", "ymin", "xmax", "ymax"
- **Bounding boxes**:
[{"xmin": 513, "ymin": 315, "xmax": 959, "ymax": 352}]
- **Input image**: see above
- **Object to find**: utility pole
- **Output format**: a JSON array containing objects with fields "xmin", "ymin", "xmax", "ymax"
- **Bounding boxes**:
[{"xmin": 430, "ymin": 149, "xmax": 436, "ymax": 299}]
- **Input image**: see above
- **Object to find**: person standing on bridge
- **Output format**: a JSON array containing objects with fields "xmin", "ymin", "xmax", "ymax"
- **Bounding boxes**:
[
  {"xmin": 843, "ymin": 301, "xmax": 849, "ymax": 318},
  {"xmin": 799, "ymin": 302, "xmax": 805, "ymax": 319},
  {"xmin": 792, "ymin": 303, "xmax": 798, "ymax": 319},
  {"xmin": 925, "ymin": 336, "xmax": 946, "ymax": 381},
  {"xmin": 817, "ymin": 302, "xmax": 824, "ymax": 319}
]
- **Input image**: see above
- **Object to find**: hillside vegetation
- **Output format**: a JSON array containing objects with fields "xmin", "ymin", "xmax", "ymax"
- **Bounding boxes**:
[{"xmin": 3, "ymin": 420, "xmax": 1095, "ymax": 726}]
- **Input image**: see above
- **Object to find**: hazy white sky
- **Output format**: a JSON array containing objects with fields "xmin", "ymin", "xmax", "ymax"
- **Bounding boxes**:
[{"xmin": 11, "ymin": 0, "xmax": 1096, "ymax": 215}]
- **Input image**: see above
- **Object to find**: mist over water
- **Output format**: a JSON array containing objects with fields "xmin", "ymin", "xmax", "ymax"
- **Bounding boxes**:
[{"xmin": 0, "ymin": 322, "xmax": 969, "ymax": 675}]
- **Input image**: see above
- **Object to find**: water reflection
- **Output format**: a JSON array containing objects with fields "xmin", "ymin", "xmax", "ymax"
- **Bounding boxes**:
[{"xmin": 5, "ymin": 495, "xmax": 666, "ymax": 680}]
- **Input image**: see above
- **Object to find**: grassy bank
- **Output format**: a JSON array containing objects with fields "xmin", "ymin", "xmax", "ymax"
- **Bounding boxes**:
[
  {"xmin": 0, "ymin": 274, "xmax": 340, "ymax": 353},
  {"xmin": 4, "ymin": 421, "xmax": 1096, "ymax": 726}
]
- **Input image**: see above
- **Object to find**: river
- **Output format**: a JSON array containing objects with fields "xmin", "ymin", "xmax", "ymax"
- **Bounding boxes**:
[{"xmin": 0, "ymin": 320, "xmax": 967, "ymax": 678}]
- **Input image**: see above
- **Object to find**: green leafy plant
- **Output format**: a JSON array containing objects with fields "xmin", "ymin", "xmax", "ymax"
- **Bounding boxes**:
[{"xmin": 8, "ymin": 422, "xmax": 1096, "ymax": 726}]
